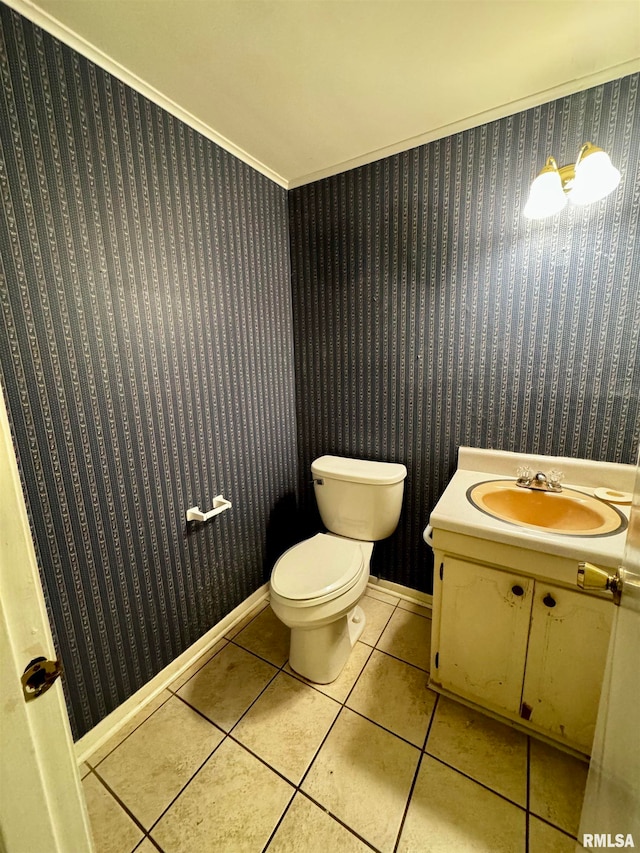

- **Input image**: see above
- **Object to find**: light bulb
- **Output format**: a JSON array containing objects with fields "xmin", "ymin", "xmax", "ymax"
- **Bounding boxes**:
[
  {"xmin": 524, "ymin": 169, "xmax": 567, "ymax": 220},
  {"xmin": 569, "ymin": 149, "xmax": 621, "ymax": 206}
]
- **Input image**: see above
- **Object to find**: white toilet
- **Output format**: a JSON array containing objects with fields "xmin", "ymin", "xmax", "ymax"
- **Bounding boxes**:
[{"xmin": 270, "ymin": 455, "xmax": 407, "ymax": 683}]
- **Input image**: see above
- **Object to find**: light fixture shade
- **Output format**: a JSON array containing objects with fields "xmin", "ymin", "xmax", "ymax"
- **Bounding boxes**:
[
  {"xmin": 523, "ymin": 167, "xmax": 568, "ymax": 220},
  {"xmin": 570, "ymin": 147, "xmax": 621, "ymax": 206}
]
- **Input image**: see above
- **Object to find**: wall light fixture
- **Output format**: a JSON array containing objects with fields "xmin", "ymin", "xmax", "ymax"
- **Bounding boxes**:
[{"xmin": 523, "ymin": 142, "xmax": 621, "ymax": 220}]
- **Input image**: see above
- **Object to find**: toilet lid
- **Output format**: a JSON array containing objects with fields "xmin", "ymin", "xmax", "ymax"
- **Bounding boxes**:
[{"xmin": 271, "ymin": 534, "xmax": 364, "ymax": 601}]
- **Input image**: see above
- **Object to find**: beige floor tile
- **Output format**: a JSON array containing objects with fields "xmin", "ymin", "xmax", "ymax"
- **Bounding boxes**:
[
  {"xmin": 346, "ymin": 649, "xmax": 436, "ymax": 746},
  {"xmin": 397, "ymin": 755, "xmax": 526, "ymax": 853},
  {"xmin": 376, "ymin": 607, "xmax": 431, "ymax": 670},
  {"xmin": 266, "ymin": 793, "xmax": 371, "ymax": 853},
  {"xmin": 79, "ymin": 761, "xmax": 91, "ymax": 779},
  {"xmin": 97, "ymin": 695, "xmax": 223, "ymax": 828},
  {"xmin": 151, "ymin": 738, "xmax": 293, "ymax": 853},
  {"xmin": 529, "ymin": 816, "xmax": 578, "ymax": 852},
  {"xmin": 426, "ymin": 697, "xmax": 528, "ymax": 805},
  {"xmin": 82, "ymin": 773, "xmax": 143, "ymax": 853},
  {"xmin": 529, "ymin": 738, "xmax": 589, "ymax": 836},
  {"xmin": 364, "ymin": 585, "xmax": 400, "ymax": 605},
  {"xmin": 167, "ymin": 638, "xmax": 228, "ymax": 692},
  {"xmin": 225, "ymin": 600, "xmax": 269, "ymax": 639},
  {"xmin": 178, "ymin": 641, "xmax": 278, "ymax": 730},
  {"xmin": 233, "ymin": 604, "xmax": 290, "ymax": 666},
  {"xmin": 302, "ymin": 707, "xmax": 419, "ymax": 852},
  {"xmin": 87, "ymin": 690, "xmax": 172, "ymax": 767},
  {"xmin": 358, "ymin": 595, "xmax": 396, "ymax": 645},
  {"xmin": 233, "ymin": 671, "xmax": 340, "ymax": 783},
  {"xmin": 285, "ymin": 641, "xmax": 373, "ymax": 703}
]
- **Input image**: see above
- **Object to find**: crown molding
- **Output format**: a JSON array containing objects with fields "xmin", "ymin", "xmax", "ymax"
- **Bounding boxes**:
[
  {"xmin": 3, "ymin": 0, "xmax": 290, "ymax": 189},
  {"xmin": 287, "ymin": 57, "xmax": 640, "ymax": 189}
]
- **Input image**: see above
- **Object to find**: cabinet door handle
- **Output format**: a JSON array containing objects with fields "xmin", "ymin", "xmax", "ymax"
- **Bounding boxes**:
[
  {"xmin": 542, "ymin": 593, "xmax": 556, "ymax": 608},
  {"xmin": 511, "ymin": 585, "xmax": 525, "ymax": 597}
]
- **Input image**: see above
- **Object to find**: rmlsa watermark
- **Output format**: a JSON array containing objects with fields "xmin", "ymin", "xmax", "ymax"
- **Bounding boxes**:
[{"xmin": 583, "ymin": 835, "xmax": 635, "ymax": 848}]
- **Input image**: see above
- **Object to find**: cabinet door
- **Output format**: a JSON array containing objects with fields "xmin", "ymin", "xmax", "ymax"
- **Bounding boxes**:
[
  {"xmin": 522, "ymin": 586, "xmax": 613, "ymax": 753},
  {"xmin": 436, "ymin": 557, "xmax": 534, "ymax": 715}
]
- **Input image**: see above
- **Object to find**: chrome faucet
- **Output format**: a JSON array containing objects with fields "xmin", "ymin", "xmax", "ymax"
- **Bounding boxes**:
[{"xmin": 515, "ymin": 467, "xmax": 564, "ymax": 493}]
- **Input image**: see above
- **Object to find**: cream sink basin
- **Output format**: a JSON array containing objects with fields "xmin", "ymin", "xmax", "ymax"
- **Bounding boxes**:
[{"xmin": 468, "ymin": 480, "xmax": 627, "ymax": 536}]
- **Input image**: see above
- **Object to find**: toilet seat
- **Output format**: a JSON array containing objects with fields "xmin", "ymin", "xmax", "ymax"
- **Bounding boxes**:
[{"xmin": 271, "ymin": 533, "xmax": 364, "ymax": 606}]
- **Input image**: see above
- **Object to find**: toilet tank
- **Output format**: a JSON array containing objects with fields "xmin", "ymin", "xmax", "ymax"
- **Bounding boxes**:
[{"xmin": 311, "ymin": 455, "xmax": 407, "ymax": 541}]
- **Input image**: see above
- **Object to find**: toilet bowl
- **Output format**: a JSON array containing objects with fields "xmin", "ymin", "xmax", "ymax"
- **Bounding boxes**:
[
  {"xmin": 270, "ymin": 455, "xmax": 407, "ymax": 684},
  {"xmin": 270, "ymin": 533, "xmax": 373, "ymax": 683}
]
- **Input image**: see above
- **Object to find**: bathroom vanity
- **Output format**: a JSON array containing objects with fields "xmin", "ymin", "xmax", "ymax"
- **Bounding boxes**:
[{"xmin": 427, "ymin": 448, "xmax": 633, "ymax": 756}]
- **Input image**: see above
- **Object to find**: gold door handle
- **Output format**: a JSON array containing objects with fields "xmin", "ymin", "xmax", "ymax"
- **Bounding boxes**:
[{"xmin": 577, "ymin": 561, "xmax": 622, "ymax": 606}]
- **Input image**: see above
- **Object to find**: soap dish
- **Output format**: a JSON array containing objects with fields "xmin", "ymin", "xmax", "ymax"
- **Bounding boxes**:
[{"xmin": 594, "ymin": 487, "xmax": 633, "ymax": 505}]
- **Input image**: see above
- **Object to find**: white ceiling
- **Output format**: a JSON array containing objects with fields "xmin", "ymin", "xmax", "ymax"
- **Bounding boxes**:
[{"xmin": 7, "ymin": 0, "xmax": 640, "ymax": 188}]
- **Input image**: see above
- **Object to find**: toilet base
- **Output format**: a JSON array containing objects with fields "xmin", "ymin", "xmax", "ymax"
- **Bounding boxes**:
[{"xmin": 289, "ymin": 605, "xmax": 366, "ymax": 684}]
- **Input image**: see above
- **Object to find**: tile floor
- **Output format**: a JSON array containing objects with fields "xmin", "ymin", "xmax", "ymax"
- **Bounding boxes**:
[{"xmin": 81, "ymin": 587, "xmax": 589, "ymax": 853}]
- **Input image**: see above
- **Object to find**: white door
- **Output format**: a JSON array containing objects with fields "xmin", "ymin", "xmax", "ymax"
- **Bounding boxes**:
[
  {"xmin": 579, "ymin": 447, "xmax": 640, "ymax": 843},
  {"xmin": 0, "ymin": 384, "xmax": 94, "ymax": 852}
]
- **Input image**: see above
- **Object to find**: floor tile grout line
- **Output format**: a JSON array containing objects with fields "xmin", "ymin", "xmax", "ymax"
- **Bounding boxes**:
[
  {"xmin": 224, "ymin": 730, "xmax": 304, "ymax": 788},
  {"xmin": 225, "ymin": 665, "xmax": 335, "ymax": 739},
  {"xmin": 144, "ymin": 736, "xmax": 230, "ymax": 836},
  {"xmin": 296, "ymin": 703, "xmax": 348, "ymax": 792},
  {"xmin": 528, "ymin": 813, "xmax": 580, "ymax": 842},
  {"xmin": 392, "ymin": 751, "xmax": 426, "ymax": 853},
  {"xmin": 342, "ymin": 704, "xmax": 429, "ymax": 752},
  {"xmin": 259, "ymin": 788, "xmax": 298, "ymax": 853},
  {"xmin": 172, "ymin": 659, "xmax": 282, "ymax": 745},
  {"xmin": 172, "ymin": 689, "xmax": 234, "ymax": 735},
  {"xmin": 392, "ymin": 692, "xmax": 441, "ymax": 853},
  {"xmin": 421, "ymin": 750, "xmax": 529, "ymax": 813},
  {"xmin": 366, "ymin": 644, "xmax": 431, "ymax": 675},
  {"xmin": 422, "ymin": 690, "xmax": 440, "ymax": 752},
  {"xmin": 225, "ymin": 727, "xmax": 379, "ymax": 852},
  {"xmin": 227, "ymin": 635, "xmax": 289, "ymax": 671},
  {"xmin": 135, "ymin": 833, "xmax": 164, "ymax": 853},
  {"xmin": 295, "ymin": 790, "xmax": 383, "ymax": 853},
  {"xmin": 89, "ymin": 765, "xmax": 156, "ymax": 840}
]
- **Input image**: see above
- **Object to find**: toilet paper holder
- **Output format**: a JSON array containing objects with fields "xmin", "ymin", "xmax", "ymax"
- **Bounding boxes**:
[{"xmin": 186, "ymin": 495, "xmax": 232, "ymax": 523}]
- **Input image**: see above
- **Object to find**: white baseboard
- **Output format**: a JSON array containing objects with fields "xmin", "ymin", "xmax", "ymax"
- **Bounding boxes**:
[
  {"xmin": 368, "ymin": 577, "xmax": 433, "ymax": 609},
  {"xmin": 75, "ymin": 583, "xmax": 270, "ymax": 764}
]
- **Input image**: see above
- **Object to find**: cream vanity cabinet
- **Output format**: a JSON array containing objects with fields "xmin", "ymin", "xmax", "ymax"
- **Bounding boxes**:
[{"xmin": 430, "ymin": 547, "xmax": 613, "ymax": 755}]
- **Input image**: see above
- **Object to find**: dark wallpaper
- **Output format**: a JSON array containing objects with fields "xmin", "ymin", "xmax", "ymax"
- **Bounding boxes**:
[
  {"xmin": 0, "ymin": 7, "xmax": 298, "ymax": 738},
  {"xmin": 1, "ymin": 3, "xmax": 639, "ymax": 740},
  {"xmin": 289, "ymin": 74, "xmax": 640, "ymax": 593}
]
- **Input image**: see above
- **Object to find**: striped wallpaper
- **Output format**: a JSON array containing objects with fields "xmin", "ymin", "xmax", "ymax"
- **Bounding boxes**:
[
  {"xmin": 289, "ymin": 73, "xmax": 640, "ymax": 593},
  {"xmin": 1, "ymin": 2, "xmax": 639, "ymax": 738},
  {"xmin": 0, "ymin": 7, "xmax": 297, "ymax": 739}
]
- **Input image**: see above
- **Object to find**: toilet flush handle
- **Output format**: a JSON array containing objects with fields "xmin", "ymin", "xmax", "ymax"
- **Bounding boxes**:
[{"xmin": 310, "ymin": 478, "xmax": 324, "ymax": 486}]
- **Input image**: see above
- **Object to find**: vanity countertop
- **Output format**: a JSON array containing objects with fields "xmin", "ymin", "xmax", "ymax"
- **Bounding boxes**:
[{"xmin": 428, "ymin": 447, "xmax": 634, "ymax": 568}]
